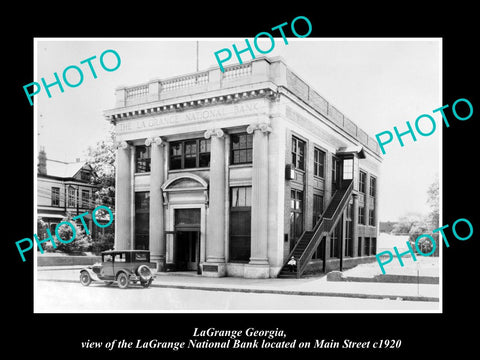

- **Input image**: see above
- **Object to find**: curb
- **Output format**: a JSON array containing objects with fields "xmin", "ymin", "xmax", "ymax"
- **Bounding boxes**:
[{"xmin": 36, "ymin": 278, "xmax": 439, "ymax": 303}]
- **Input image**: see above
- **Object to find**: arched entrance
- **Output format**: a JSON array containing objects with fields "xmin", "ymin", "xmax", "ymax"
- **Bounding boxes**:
[{"xmin": 161, "ymin": 174, "xmax": 208, "ymax": 274}]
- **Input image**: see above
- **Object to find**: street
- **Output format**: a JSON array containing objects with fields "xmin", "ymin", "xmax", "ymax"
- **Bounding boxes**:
[{"xmin": 35, "ymin": 279, "xmax": 438, "ymax": 312}]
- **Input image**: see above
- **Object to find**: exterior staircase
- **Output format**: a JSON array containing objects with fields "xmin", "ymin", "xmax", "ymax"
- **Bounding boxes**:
[{"xmin": 278, "ymin": 179, "xmax": 353, "ymax": 278}]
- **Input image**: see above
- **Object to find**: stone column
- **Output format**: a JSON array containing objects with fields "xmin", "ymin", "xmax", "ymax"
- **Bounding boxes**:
[
  {"xmin": 352, "ymin": 193, "xmax": 359, "ymax": 257},
  {"xmin": 203, "ymin": 128, "xmax": 226, "ymax": 277},
  {"xmin": 146, "ymin": 136, "xmax": 166, "ymax": 271},
  {"xmin": 245, "ymin": 122, "xmax": 272, "ymax": 278},
  {"xmin": 114, "ymin": 140, "xmax": 131, "ymax": 250}
]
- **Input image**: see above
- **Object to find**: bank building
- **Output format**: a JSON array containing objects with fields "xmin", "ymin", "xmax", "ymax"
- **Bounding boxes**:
[{"xmin": 103, "ymin": 57, "xmax": 382, "ymax": 278}]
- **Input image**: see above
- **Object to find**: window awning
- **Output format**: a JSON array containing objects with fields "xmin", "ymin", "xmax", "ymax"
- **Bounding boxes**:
[{"xmin": 336, "ymin": 146, "xmax": 366, "ymax": 159}]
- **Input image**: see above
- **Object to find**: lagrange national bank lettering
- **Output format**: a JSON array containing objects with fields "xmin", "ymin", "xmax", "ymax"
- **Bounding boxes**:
[
  {"xmin": 116, "ymin": 103, "xmax": 259, "ymax": 133},
  {"xmin": 104, "ymin": 57, "xmax": 382, "ymax": 279}
]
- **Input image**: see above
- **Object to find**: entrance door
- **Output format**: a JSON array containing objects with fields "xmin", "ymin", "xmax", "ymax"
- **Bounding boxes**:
[
  {"xmin": 175, "ymin": 231, "xmax": 200, "ymax": 271},
  {"xmin": 174, "ymin": 208, "xmax": 201, "ymax": 273}
]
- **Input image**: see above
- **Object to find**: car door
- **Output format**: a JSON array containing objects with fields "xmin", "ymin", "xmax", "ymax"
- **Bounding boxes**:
[{"xmin": 100, "ymin": 254, "xmax": 115, "ymax": 279}]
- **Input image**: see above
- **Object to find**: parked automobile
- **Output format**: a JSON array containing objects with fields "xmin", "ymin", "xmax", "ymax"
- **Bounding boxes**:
[{"xmin": 80, "ymin": 250, "xmax": 155, "ymax": 289}]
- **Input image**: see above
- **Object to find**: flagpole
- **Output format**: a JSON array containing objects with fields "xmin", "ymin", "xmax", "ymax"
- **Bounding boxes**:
[{"xmin": 196, "ymin": 40, "xmax": 199, "ymax": 72}]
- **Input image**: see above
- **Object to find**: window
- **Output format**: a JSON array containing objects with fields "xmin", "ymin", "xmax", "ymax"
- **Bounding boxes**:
[
  {"xmin": 135, "ymin": 192, "xmax": 150, "ymax": 250},
  {"xmin": 81, "ymin": 189, "xmax": 90, "ymax": 208},
  {"xmin": 80, "ymin": 170, "xmax": 91, "ymax": 182},
  {"xmin": 330, "ymin": 221, "xmax": 341, "ymax": 258},
  {"xmin": 231, "ymin": 186, "xmax": 252, "ymax": 207},
  {"xmin": 313, "ymin": 148, "xmax": 325, "ymax": 178},
  {"xmin": 199, "ymin": 139, "xmax": 211, "ymax": 167},
  {"xmin": 371, "ymin": 237, "xmax": 377, "ymax": 255},
  {"xmin": 358, "ymin": 206, "xmax": 365, "ymax": 225},
  {"xmin": 313, "ymin": 194, "xmax": 324, "ymax": 225},
  {"xmin": 184, "ymin": 140, "xmax": 197, "ymax": 168},
  {"xmin": 359, "ymin": 171, "xmax": 367, "ymax": 193},
  {"xmin": 135, "ymin": 145, "xmax": 151, "ymax": 173},
  {"xmin": 343, "ymin": 158, "xmax": 353, "ymax": 180},
  {"xmin": 345, "ymin": 221, "xmax": 353, "ymax": 257},
  {"xmin": 357, "ymin": 237, "xmax": 363, "ymax": 257},
  {"xmin": 231, "ymin": 133, "xmax": 253, "ymax": 165},
  {"xmin": 345, "ymin": 202, "xmax": 353, "ymax": 256},
  {"xmin": 51, "ymin": 187, "xmax": 60, "ymax": 206},
  {"xmin": 370, "ymin": 176, "xmax": 376, "ymax": 197},
  {"xmin": 229, "ymin": 187, "xmax": 251, "ymax": 262},
  {"xmin": 364, "ymin": 237, "xmax": 371, "ymax": 256},
  {"xmin": 169, "ymin": 138, "xmax": 211, "ymax": 170},
  {"xmin": 292, "ymin": 137, "xmax": 305, "ymax": 171},
  {"xmin": 68, "ymin": 187, "xmax": 76, "ymax": 207},
  {"xmin": 290, "ymin": 189, "xmax": 304, "ymax": 249},
  {"xmin": 369, "ymin": 208, "xmax": 375, "ymax": 226}
]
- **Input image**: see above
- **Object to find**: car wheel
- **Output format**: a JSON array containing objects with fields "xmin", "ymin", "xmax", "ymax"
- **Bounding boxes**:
[
  {"xmin": 137, "ymin": 265, "xmax": 153, "ymax": 282},
  {"xmin": 117, "ymin": 272, "xmax": 129, "ymax": 289},
  {"xmin": 80, "ymin": 271, "xmax": 92, "ymax": 286}
]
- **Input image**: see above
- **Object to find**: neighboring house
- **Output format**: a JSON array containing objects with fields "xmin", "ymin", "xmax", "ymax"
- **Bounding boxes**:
[
  {"xmin": 104, "ymin": 57, "xmax": 382, "ymax": 278},
  {"xmin": 37, "ymin": 148, "xmax": 100, "ymax": 239}
]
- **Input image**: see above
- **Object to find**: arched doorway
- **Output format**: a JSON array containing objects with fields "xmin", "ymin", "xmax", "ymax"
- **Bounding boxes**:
[{"xmin": 161, "ymin": 174, "xmax": 208, "ymax": 273}]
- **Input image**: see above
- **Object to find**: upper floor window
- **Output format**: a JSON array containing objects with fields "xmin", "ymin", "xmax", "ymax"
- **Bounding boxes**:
[
  {"xmin": 68, "ymin": 187, "xmax": 76, "ymax": 207},
  {"xmin": 292, "ymin": 137, "xmax": 305, "ymax": 171},
  {"xmin": 343, "ymin": 158, "xmax": 353, "ymax": 180},
  {"xmin": 80, "ymin": 170, "xmax": 91, "ymax": 182},
  {"xmin": 359, "ymin": 171, "xmax": 367, "ymax": 193},
  {"xmin": 231, "ymin": 133, "xmax": 253, "ymax": 165},
  {"xmin": 369, "ymin": 176, "xmax": 376, "ymax": 197},
  {"xmin": 358, "ymin": 206, "xmax": 365, "ymax": 225},
  {"xmin": 51, "ymin": 187, "xmax": 60, "ymax": 206},
  {"xmin": 81, "ymin": 189, "xmax": 90, "ymax": 208},
  {"xmin": 170, "ymin": 138, "xmax": 210, "ymax": 170},
  {"xmin": 313, "ymin": 148, "xmax": 325, "ymax": 178},
  {"xmin": 135, "ymin": 145, "xmax": 151, "ymax": 173},
  {"xmin": 369, "ymin": 208, "xmax": 375, "ymax": 226}
]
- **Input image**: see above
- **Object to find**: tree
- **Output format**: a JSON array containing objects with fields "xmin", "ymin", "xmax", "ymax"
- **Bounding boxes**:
[
  {"xmin": 85, "ymin": 127, "xmax": 116, "ymax": 210},
  {"xmin": 426, "ymin": 176, "xmax": 439, "ymax": 229},
  {"xmin": 425, "ymin": 177, "xmax": 439, "ymax": 255},
  {"xmin": 391, "ymin": 213, "xmax": 423, "ymax": 235},
  {"xmin": 42, "ymin": 213, "xmax": 92, "ymax": 254},
  {"xmin": 392, "ymin": 177, "xmax": 440, "ymax": 256}
]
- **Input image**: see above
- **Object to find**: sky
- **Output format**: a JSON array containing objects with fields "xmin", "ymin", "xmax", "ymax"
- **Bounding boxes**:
[{"xmin": 35, "ymin": 38, "xmax": 441, "ymax": 222}]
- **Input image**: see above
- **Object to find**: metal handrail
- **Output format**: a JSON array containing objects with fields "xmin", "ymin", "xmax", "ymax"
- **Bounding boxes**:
[{"xmin": 296, "ymin": 180, "xmax": 354, "ymax": 277}]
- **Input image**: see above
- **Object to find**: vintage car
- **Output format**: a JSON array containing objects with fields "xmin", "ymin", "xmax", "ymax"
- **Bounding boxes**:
[{"xmin": 80, "ymin": 250, "xmax": 155, "ymax": 289}]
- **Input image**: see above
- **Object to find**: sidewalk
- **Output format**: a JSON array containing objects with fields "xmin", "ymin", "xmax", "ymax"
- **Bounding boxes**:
[{"xmin": 37, "ymin": 266, "xmax": 440, "ymax": 302}]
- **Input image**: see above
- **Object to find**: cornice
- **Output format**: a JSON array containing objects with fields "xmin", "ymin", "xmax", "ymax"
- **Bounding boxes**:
[{"xmin": 105, "ymin": 88, "xmax": 279, "ymax": 124}]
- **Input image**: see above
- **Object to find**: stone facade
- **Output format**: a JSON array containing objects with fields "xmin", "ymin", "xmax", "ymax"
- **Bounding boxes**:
[{"xmin": 104, "ymin": 57, "xmax": 382, "ymax": 278}]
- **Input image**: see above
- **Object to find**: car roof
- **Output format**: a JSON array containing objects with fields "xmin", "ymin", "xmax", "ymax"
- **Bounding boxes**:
[{"xmin": 101, "ymin": 250, "xmax": 150, "ymax": 255}]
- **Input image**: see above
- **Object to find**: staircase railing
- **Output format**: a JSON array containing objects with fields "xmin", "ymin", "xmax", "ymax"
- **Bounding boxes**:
[{"xmin": 295, "ymin": 179, "xmax": 354, "ymax": 278}]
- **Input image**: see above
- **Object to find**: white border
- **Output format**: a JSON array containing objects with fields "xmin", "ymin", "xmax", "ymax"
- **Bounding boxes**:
[{"xmin": 33, "ymin": 37, "xmax": 443, "ymax": 314}]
